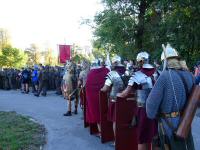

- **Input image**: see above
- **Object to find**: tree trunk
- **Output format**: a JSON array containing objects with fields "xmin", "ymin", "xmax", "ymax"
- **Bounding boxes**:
[{"xmin": 136, "ymin": 0, "xmax": 147, "ymax": 50}]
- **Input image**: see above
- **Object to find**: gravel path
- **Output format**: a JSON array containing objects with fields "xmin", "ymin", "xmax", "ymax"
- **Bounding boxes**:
[{"xmin": 0, "ymin": 90, "xmax": 199, "ymax": 150}]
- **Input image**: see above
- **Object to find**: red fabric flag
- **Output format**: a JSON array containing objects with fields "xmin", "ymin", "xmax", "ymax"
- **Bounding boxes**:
[{"xmin": 59, "ymin": 45, "xmax": 71, "ymax": 63}]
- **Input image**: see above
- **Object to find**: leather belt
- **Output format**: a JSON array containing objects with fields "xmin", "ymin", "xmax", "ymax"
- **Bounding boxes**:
[
  {"xmin": 161, "ymin": 111, "xmax": 182, "ymax": 118},
  {"xmin": 137, "ymin": 102, "xmax": 145, "ymax": 108}
]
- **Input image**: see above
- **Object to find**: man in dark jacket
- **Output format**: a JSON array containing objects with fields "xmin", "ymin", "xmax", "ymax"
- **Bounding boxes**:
[
  {"xmin": 21, "ymin": 68, "xmax": 30, "ymax": 93},
  {"xmin": 35, "ymin": 66, "xmax": 48, "ymax": 97}
]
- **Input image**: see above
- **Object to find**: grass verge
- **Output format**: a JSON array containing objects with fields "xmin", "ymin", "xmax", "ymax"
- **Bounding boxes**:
[{"xmin": 0, "ymin": 111, "xmax": 46, "ymax": 150}]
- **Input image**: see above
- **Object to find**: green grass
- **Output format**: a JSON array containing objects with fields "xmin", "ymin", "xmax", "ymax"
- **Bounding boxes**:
[{"xmin": 0, "ymin": 111, "xmax": 46, "ymax": 150}]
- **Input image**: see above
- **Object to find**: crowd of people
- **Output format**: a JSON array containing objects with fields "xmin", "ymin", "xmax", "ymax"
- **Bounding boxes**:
[
  {"xmin": 0, "ymin": 43, "xmax": 200, "ymax": 150},
  {"xmin": 0, "ymin": 65, "xmax": 65, "ymax": 95}
]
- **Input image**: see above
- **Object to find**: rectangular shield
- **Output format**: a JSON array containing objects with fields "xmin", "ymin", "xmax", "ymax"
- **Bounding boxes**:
[
  {"xmin": 80, "ymin": 88, "xmax": 89, "ymax": 128},
  {"xmin": 89, "ymin": 123, "xmax": 99, "ymax": 135},
  {"xmin": 115, "ymin": 94, "xmax": 138, "ymax": 150},
  {"xmin": 99, "ymin": 90, "xmax": 114, "ymax": 143}
]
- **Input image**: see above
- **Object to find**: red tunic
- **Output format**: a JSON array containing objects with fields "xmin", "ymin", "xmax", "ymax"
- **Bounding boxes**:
[{"xmin": 85, "ymin": 67, "xmax": 109, "ymax": 123}]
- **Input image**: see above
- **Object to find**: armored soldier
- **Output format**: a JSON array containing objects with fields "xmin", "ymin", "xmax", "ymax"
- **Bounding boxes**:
[
  {"xmin": 101, "ymin": 55, "xmax": 126, "ymax": 144},
  {"xmin": 63, "ymin": 61, "xmax": 78, "ymax": 116},
  {"xmin": 146, "ymin": 44, "xmax": 195, "ymax": 150},
  {"xmin": 119, "ymin": 51, "xmax": 157, "ymax": 150}
]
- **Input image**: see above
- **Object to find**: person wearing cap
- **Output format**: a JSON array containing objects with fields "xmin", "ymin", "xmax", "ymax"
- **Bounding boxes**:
[
  {"xmin": 119, "ymin": 51, "xmax": 157, "ymax": 150},
  {"xmin": 146, "ymin": 44, "xmax": 195, "ymax": 150},
  {"xmin": 101, "ymin": 55, "xmax": 126, "ymax": 145}
]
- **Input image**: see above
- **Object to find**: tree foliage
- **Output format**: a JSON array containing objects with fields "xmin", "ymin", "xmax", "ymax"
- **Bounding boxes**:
[
  {"xmin": 24, "ymin": 44, "xmax": 41, "ymax": 66},
  {"xmin": 92, "ymin": 0, "xmax": 200, "ymax": 68},
  {"xmin": 0, "ymin": 28, "xmax": 10, "ymax": 50},
  {"xmin": 0, "ymin": 46, "xmax": 28, "ymax": 68},
  {"xmin": 44, "ymin": 48, "xmax": 58, "ymax": 66}
]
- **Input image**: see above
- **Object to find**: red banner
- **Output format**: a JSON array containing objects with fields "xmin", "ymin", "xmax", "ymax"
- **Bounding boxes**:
[{"xmin": 59, "ymin": 45, "xmax": 71, "ymax": 64}]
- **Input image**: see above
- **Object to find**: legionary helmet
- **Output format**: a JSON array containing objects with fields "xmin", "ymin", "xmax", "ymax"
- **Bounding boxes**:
[
  {"xmin": 136, "ymin": 51, "xmax": 154, "ymax": 69},
  {"xmin": 112, "ymin": 55, "xmax": 121, "ymax": 66},
  {"xmin": 136, "ymin": 51, "xmax": 149, "ymax": 63},
  {"xmin": 161, "ymin": 44, "xmax": 179, "ymax": 61}
]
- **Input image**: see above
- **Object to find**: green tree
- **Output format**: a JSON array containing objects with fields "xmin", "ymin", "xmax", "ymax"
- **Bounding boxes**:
[
  {"xmin": 91, "ymin": 0, "xmax": 200, "ymax": 68},
  {"xmin": 0, "ymin": 28, "xmax": 11, "ymax": 50},
  {"xmin": 93, "ymin": 0, "xmax": 159, "ymax": 59},
  {"xmin": 0, "ymin": 46, "xmax": 28, "ymax": 68},
  {"xmin": 156, "ymin": 0, "xmax": 200, "ymax": 68},
  {"xmin": 25, "ymin": 44, "xmax": 41, "ymax": 66}
]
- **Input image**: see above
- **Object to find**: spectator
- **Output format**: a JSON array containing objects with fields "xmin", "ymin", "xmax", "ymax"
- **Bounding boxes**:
[
  {"xmin": 35, "ymin": 66, "xmax": 48, "ymax": 97},
  {"xmin": 32, "ymin": 65, "xmax": 39, "ymax": 93},
  {"xmin": 21, "ymin": 67, "xmax": 30, "ymax": 93}
]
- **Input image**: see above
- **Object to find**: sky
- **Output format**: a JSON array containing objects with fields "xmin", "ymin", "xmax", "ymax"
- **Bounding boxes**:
[{"xmin": 0, "ymin": 0, "xmax": 103, "ymax": 51}]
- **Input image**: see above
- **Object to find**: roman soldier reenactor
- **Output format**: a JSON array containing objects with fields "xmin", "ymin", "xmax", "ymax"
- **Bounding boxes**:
[
  {"xmin": 63, "ymin": 60, "xmax": 78, "ymax": 116},
  {"xmin": 119, "ymin": 51, "xmax": 157, "ymax": 150},
  {"xmin": 146, "ymin": 44, "xmax": 195, "ymax": 150},
  {"xmin": 101, "ymin": 55, "xmax": 126, "ymax": 145}
]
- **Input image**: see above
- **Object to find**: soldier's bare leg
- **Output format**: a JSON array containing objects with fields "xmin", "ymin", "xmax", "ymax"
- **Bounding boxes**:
[
  {"xmin": 97, "ymin": 124, "xmax": 101, "ymax": 137},
  {"xmin": 113, "ymin": 122, "xmax": 116, "ymax": 138},
  {"xmin": 63, "ymin": 96, "xmax": 72, "ymax": 116},
  {"xmin": 112, "ymin": 122, "xmax": 116, "ymax": 146}
]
